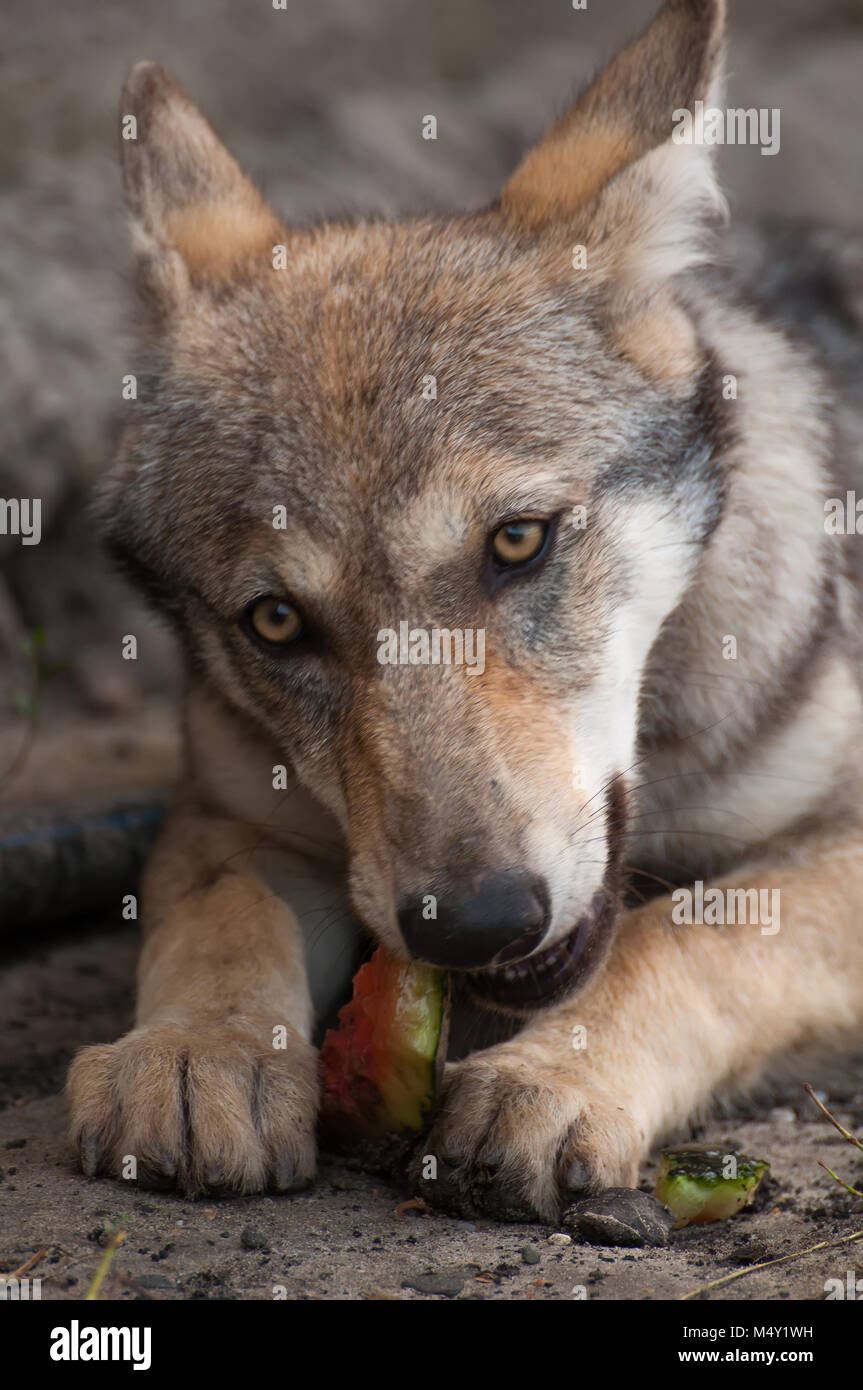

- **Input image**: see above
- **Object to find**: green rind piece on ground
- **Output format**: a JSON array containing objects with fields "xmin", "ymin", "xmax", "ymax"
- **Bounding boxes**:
[{"xmin": 654, "ymin": 1147, "xmax": 769, "ymax": 1226}]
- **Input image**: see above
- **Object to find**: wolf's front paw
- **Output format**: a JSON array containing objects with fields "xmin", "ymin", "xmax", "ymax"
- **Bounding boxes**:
[
  {"xmin": 412, "ymin": 1051, "xmax": 645, "ymax": 1222},
  {"xmin": 66, "ymin": 1021, "xmax": 318, "ymax": 1196}
]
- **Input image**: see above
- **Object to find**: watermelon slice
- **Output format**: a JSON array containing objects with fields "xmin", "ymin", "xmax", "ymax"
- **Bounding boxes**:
[
  {"xmin": 654, "ymin": 1146, "xmax": 769, "ymax": 1227},
  {"xmin": 319, "ymin": 946, "xmax": 450, "ymax": 1145}
]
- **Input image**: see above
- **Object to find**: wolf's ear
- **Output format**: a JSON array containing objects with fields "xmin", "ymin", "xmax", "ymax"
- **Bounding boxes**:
[
  {"xmin": 120, "ymin": 63, "xmax": 281, "ymax": 313},
  {"xmin": 501, "ymin": 0, "xmax": 726, "ymax": 380}
]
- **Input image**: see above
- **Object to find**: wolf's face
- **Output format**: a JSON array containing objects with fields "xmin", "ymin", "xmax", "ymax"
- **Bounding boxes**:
[{"xmin": 105, "ymin": 0, "xmax": 728, "ymax": 1010}]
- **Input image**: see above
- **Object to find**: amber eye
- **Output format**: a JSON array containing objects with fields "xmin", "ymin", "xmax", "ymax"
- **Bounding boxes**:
[
  {"xmin": 245, "ymin": 596, "xmax": 303, "ymax": 646},
  {"xmin": 491, "ymin": 519, "xmax": 548, "ymax": 567}
]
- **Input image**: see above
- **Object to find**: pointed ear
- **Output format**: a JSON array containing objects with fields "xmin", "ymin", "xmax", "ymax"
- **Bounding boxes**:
[
  {"xmin": 120, "ymin": 63, "xmax": 281, "ymax": 313},
  {"xmin": 501, "ymin": 0, "xmax": 727, "ymax": 381}
]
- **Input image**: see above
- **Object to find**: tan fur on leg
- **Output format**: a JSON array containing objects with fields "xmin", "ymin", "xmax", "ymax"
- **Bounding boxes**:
[{"xmin": 66, "ymin": 804, "xmax": 318, "ymax": 1195}]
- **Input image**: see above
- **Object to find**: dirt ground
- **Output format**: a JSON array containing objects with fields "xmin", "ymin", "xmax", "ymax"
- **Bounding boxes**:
[{"xmin": 1, "ymin": 914, "xmax": 862, "ymax": 1301}]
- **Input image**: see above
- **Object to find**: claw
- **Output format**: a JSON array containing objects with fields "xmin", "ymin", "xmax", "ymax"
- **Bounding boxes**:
[
  {"xmin": 273, "ymin": 1160, "xmax": 311, "ymax": 1194},
  {"xmin": 479, "ymin": 1184, "xmax": 537, "ymax": 1223},
  {"xmin": 79, "ymin": 1133, "xmax": 103, "ymax": 1178},
  {"xmin": 203, "ymin": 1162, "xmax": 225, "ymax": 1191},
  {"xmin": 563, "ymin": 1157, "xmax": 590, "ymax": 1194}
]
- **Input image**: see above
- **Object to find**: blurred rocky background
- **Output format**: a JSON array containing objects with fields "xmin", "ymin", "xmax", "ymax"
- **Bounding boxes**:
[{"xmin": 1, "ymin": 0, "xmax": 863, "ymax": 800}]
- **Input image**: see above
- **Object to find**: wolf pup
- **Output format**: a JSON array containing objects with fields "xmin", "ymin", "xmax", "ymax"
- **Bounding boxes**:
[{"xmin": 68, "ymin": 0, "xmax": 863, "ymax": 1220}]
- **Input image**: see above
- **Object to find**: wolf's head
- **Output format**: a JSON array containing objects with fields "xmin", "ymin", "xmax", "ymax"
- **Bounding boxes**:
[{"xmin": 103, "ymin": 0, "xmax": 729, "ymax": 1011}]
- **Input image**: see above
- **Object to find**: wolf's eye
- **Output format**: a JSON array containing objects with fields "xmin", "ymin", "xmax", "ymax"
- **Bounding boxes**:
[
  {"xmin": 492, "ymin": 519, "xmax": 548, "ymax": 567},
  {"xmin": 245, "ymin": 596, "xmax": 303, "ymax": 646}
]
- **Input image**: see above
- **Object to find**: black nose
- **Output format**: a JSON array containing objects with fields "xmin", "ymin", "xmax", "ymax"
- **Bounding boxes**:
[{"xmin": 397, "ymin": 871, "xmax": 550, "ymax": 970}]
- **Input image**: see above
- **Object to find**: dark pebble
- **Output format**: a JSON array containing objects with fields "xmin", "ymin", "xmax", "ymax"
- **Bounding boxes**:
[
  {"xmin": 402, "ymin": 1268, "xmax": 467, "ymax": 1297},
  {"xmin": 563, "ymin": 1188, "xmax": 675, "ymax": 1248},
  {"xmin": 729, "ymin": 1241, "xmax": 771, "ymax": 1266},
  {"xmin": 240, "ymin": 1226, "xmax": 270, "ymax": 1252}
]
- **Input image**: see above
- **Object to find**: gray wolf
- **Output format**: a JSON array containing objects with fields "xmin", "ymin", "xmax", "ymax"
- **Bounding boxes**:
[{"xmin": 67, "ymin": 0, "xmax": 863, "ymax": 1220}]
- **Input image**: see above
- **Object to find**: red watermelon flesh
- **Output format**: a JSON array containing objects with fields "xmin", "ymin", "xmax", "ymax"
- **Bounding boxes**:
[{"xmin": 319, "ymin": 946, "xmax": 449, "ymax": 1143}]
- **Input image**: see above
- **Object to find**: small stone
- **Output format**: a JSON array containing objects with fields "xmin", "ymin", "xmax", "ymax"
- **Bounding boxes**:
[
  {"xmin": 240, "ymin": 1226, "xmax": 269, "ymax": 1251},
  {"xmin": 729, "ymin": 1240, "xmax": 771, "ymax": 1266},
  {"xmin": 769, "ymin": 1107, "xmax": 796, "ymax": 1124},
  {"xmin": 520, "ymin": 1245, "xmax": 541, "ymax": 1265},
  {"xmin": 135, "ymin": 1273, "xmax": 173, "ymax": 1289},
  {"xmin": 402, "ymin": 1268, "xmax": 467, "ymax": 1297},
  {"xmin": 547, "ymin": 1233, "xmax": 572, "ymax": 1246},
  {"xmin": 563, "ymin": 1188, "xmax": 675, "ymax": 1248}
]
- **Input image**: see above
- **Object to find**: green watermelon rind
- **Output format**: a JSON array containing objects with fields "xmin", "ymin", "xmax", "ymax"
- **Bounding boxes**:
[{"xmin": 654, "ymin": 1147, "xmax": 769, "ymax": 1225}]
